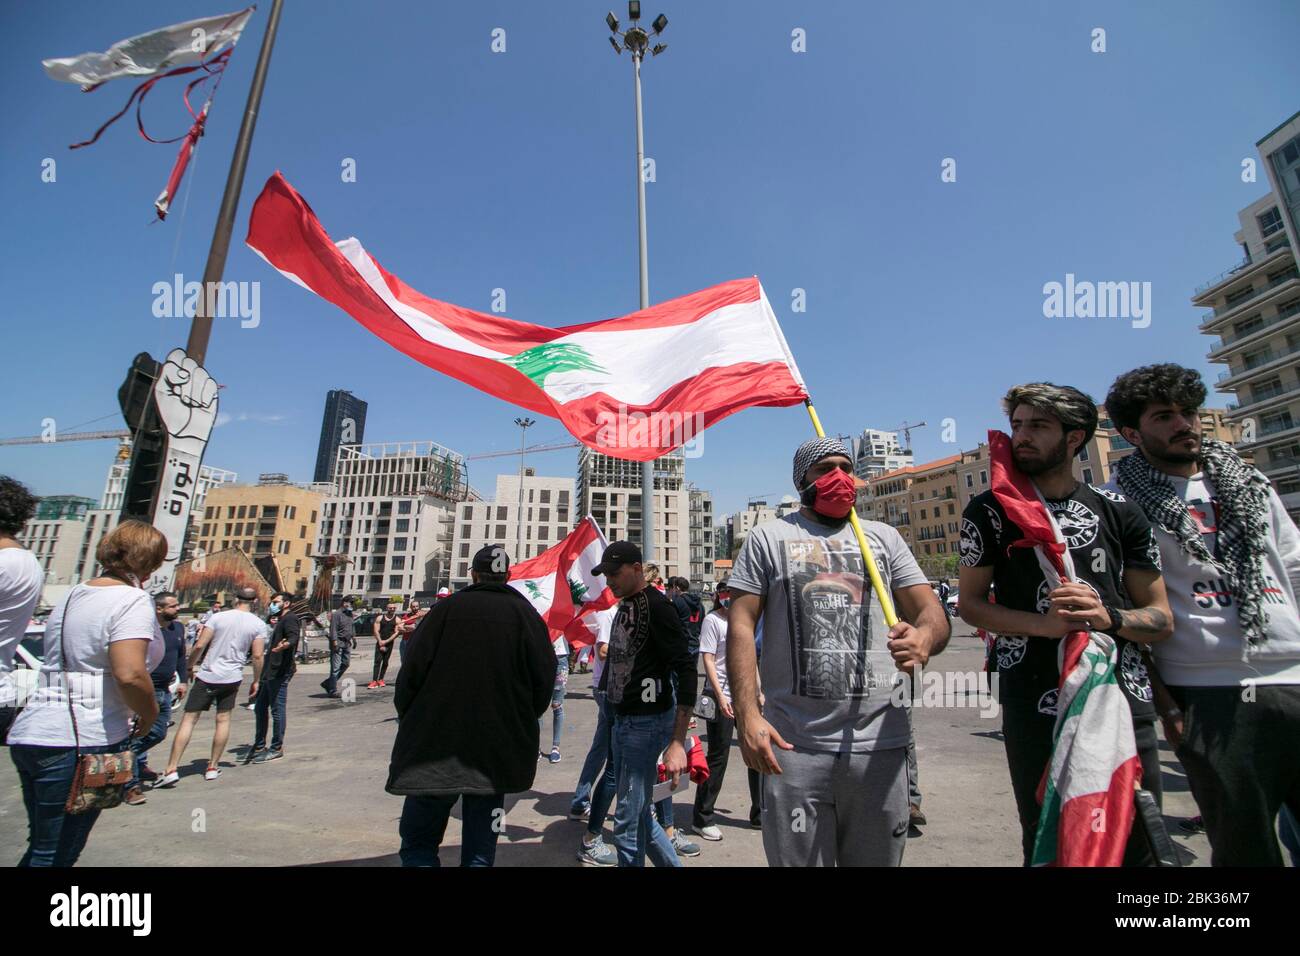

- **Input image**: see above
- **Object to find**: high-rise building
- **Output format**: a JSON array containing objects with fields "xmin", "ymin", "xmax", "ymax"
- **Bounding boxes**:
[
  {"xmin": 1196, "ymin": 111, "xmax": 1300, "ymax": 521},
  {"xmin": 850, "ymin": 428, "xmax": 913, "ymax": 479},
  {"xmin": 315, "ymin": 440, "xmax": 468, "ymax": 604},
  {"xmin": 576, "ymin": 449, "xmax": 690, "ymax": 579},
  {"xmin": 195, "ymin": 478, "xmax": 325, "ymax": 595},
  {"xmin": 449, "ymin": 472, "xmax": 575, "ymax": 589},
  {"xmin": 313, "ymin": 389, "xmax": 368, "ymax": 484},
  {"xmin": 686, "ymin": 483, "xmax": 714, "ymax": 587}
]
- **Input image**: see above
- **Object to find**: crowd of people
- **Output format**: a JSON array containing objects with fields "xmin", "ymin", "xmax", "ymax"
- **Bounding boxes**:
[{"xmin": 2, "ymin": 362, "xmax": 1297, "ymax": 868}]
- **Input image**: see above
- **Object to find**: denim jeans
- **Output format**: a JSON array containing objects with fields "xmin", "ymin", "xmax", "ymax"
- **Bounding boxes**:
[
  {"xmin": 574, "ymin": 689, "xmax": 617, "ymax": 834},
  {"xmin": 611, "ymin": 708, "xmax": 681, "ymax": 867},
  {"xmin": 127, "ymin": 688, "xmax": 172, "ymax": 789},
  {"xmin": 398, "ymin": 792, "xmax": 505, "ymax": 867},
  {"xmin": 10, "ymin": 739, "xmax": 128, "ymax": 867},
  {"xmin": 254, "ymin": 673, "xmax": 291, "ymax": 751},
  {"xmin": 539, "ymin": 656, "xmax": 567, "ymax": 752},
  {"xmin": 325, "ymin": 642, "xmax": 351, "ymax": 693}
]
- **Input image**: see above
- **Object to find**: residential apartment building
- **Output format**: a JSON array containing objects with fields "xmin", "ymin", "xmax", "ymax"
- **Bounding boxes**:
[
  {"xmin": 449, "ymin": 472, "xmax": 575, "ymax": 589},
  {"xmin": 576, "ymin": 449, "xmax": 690, "ymax": 580},
  {"xmin": 196, "ymin": 477, "xmax": 324, "ymax": 596},
  {"xmin": 723, "ymin": 496, "xmax": 799, "ymax": 558},
  {"xmin": 850, "ymin": 428, "xmax": 913, "ymax": 479},
  {"xmin": 21, "ymin": 496, "xmax": 97, "ymax": 594},
  {"xmin": 1197, "ymin": 111, "xmax": 1300, "ymax": 521},
  {"xmin": 686, "ymin": 483, "xmax": 714, "ymax": 587},
  {"xmin": 315, "ymin": 440, "xmax": 468, "ymax": 603}
]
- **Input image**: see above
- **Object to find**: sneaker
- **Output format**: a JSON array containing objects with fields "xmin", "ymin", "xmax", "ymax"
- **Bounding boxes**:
[
  {"xmin": 568, "ymin": 803, "xmax": 591, "ymax": 821},
  {"xmin": 253, "ymin": 749, "xmax": 283, "ymax": 764},
  {"xmin": 577, "ymin": 835, "xmax": 616, "ymax": 867},
  {"xmin": 123, "ymin": 786, "xmax": 147, "ymax": 806},
  {"xmin": 367, "ymin": 681, "xmax": 379, "ymax": 689},
  {"xmin": 138, "ymin": 766, "xmax": 159, "ymax": 784},
  {"xmin": 671, "ymin": 832, "xmax": 701, "ymax": 857},
  {"xmin": 694, "ymin": 824, "xmax": 723, "ymax": 842},
  {"xmin": 377, "ymin": 680, "xmax": 386, "ymax": 687},
  {"xmin": 204, "ymin": 767, "xmax": 222, "ymax": 781},
  {"xmin": 750, "ymin": 815, "xmax": 762, "ymax": 830},
  {"xmin": 243, "ymin": 746, "xmax": 265, "ymax": 766},
  {"xmin": 1179, "ymin": 815, "xmax": 1206, "ymax": 834},
  {"xmin": 909, "ymin": 804, "xmax": 927, "ymax": 828},
  {"xmin": 156, "ymin": 771, "xmax": 180, "ymax": 789},
  {"xmin": 548, "ymin": 748, "xmax": 562, "ymax": 764}
]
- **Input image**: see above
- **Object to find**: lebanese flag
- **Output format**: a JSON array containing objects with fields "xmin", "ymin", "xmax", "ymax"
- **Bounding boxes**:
[
  {"xmin": 988, "ymin": 430, "xmax": 1142, "ymax": 867},
  {"xmin": 245, "ymin": 173, "xmax": 808, "ymax": 461},
  {"xmin": 508, "ymin": 517, "xmax": 618, "ymax": 646}
]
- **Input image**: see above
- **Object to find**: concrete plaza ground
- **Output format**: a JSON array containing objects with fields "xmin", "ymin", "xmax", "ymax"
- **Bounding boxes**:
[{"xmin": 0, "ymin": 621, "xmax": 1212, "ymax": 866}]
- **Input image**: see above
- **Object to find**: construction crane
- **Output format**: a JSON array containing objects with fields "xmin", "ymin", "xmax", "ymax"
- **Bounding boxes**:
[
  {"xmin": 883, "ymin": 421, "xmax": 927, "ymax": 452},
  {"xmin": 465, "ymin": 440, "xmax": 581, "ymax": 461},
  {"xmin": 0, "ymin": 429, "xmax": 130, "ymax": 447}
]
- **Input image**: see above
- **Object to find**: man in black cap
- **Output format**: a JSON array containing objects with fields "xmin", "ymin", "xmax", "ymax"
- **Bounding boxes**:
[
  {"xmin": 593, "ymin": 540, "xmax": 699, "ymax": 867},
  {"xmin": 386, "ymin": 545, "xmax": 555, "ymax": 866},
  {"xmin": 727, "ymin": 437, "xmax": 950, "ymax": 866}
]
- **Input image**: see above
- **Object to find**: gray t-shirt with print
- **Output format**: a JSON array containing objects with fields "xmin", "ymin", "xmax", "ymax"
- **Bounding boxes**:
[{"xmin": 728, "ymin": 512, "xmax": 927, "ymax": 753}]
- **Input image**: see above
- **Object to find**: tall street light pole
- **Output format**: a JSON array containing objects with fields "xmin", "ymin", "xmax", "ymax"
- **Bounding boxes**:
[
  {"xmin": 515, "ymin": 417, "xmax": 535, "ymax": 560},
  {"xmin": 607, "ymin": 3, "xmax": 669, "ymax": 564}
]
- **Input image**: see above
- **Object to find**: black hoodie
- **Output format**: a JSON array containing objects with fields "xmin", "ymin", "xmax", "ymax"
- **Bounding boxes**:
[
  {"xmin": 386, "ymin": 583, "xmax": 555, "ymax": 796},
  {"xmin": 672, "ymin": 591, "xmax": 705, "ymax": 655}
]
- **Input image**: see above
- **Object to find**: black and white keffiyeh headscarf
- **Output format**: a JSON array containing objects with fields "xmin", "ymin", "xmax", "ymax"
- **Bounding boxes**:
[
  {"xmin": 792, "ymin": 437, "xmax": 851, "ymax": 490},
  {"xmin": 1115, "ymin": 438, "xmax": 1273, "ymax": 656}
]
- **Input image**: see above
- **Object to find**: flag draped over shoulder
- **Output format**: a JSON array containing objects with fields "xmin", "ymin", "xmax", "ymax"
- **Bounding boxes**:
[
  {"xmin": 508, "ymin": 517, "xmax": 618, "ymax": 646},
  {"xmin": 987, "ymin": 430, "xmax": 1142, "ymax": 867},
  {"xmin": 245, "ymin": 172, "xmax": 809, "ymax": 460}
]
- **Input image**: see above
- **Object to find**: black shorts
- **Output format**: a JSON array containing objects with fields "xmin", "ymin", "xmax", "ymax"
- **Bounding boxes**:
[{"xmin": 184, "ymin": 679, "xmax": 242, "ymax": 714}]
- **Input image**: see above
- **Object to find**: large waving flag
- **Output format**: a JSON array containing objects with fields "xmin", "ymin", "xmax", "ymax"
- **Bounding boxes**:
[
  {"xmin": 245, "ymin": 173, "xmax": 808, "ymax": 460},
  {"xmin": 508, "ymin": 517, "xmax": 618, "ymax": 646},
  {"xmin": 988, "ymin": 430, "xmax": 1142, "ymax": 867}
]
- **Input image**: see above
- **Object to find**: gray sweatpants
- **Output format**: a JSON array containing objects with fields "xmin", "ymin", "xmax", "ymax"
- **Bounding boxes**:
[{"xmin": 760, "ymin": 746, "xmax": 909, "ymax": 867}]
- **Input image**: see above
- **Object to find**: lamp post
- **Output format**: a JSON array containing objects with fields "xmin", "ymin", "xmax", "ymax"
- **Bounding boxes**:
[
  {"xmin": 606, "ymin": 2, "xmax": 668, "ymax": 562},
  {"xmin": 514, "ymin": 417, "xmax": 535, "ymax": 560}
]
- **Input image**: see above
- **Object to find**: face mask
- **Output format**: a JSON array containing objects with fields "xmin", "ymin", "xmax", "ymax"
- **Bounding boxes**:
[
  {"xmin": 801, "ymin": 468, "xmax": 858, "ymax": 519},
  {"xmin": 269, "ymin": 603, "xmax": 281, "ymax": 615},
  {"xmin": 719, "ymin": 597, "xmax": 731, "ymax": 608}
]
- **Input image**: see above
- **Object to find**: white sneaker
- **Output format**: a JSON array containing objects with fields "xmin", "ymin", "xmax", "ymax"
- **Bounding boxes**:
[
  {"xmin": 696, "ymin": 824, "xmax": 723, "ymax": 842},
  {"xmin": 204, "ymin": 767, "xmax": 222, "ymax": 781},
  {"xmin": 156, "ymin": 771, "xmax": 180, "ymax": 788}
]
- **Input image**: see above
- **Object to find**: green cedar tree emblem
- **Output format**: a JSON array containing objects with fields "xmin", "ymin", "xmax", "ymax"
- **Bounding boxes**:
[{"xmin": 501, "ymin": 342, "xmax": 606, "ymax": 388}]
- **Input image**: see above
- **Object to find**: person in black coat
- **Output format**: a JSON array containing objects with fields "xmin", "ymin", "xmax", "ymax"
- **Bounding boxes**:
[{"xmin": 386, "ymin": 545, "xmax": 554, "ymax": 867}]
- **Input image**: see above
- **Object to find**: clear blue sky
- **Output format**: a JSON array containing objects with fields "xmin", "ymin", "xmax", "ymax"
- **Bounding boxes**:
[{"xmin": 2, "ymin": 0, "xmax": 1298, "ymax": 518}]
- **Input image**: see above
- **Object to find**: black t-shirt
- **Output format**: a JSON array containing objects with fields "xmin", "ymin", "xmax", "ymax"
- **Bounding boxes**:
[
  {"xmin": 606, "ymin": 586, "xmax": 698, "ymax": 716},
  {"xmin": 959, "ymin": 484, "xmax": 1162, "ymax": 721},
  {"xmin": 377, "ymin": 614, "xmax": 398, "ymax": 640}
]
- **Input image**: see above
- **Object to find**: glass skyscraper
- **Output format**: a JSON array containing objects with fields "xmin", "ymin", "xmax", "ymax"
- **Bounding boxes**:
[{"xmin": 313, "ymin": 389, "xmax": 368, "ymax": 484}]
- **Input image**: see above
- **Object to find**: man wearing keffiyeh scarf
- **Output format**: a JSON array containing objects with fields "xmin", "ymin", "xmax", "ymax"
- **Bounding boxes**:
[{"xmin": 1105, "ymin": 363, "xmax": 1300, "ymax": 867}]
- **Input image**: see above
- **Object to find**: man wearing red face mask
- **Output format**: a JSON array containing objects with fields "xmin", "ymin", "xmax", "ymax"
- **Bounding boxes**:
[{"xmin": 726, "ymin": 437, "xmax": 950, "ymax": 866}]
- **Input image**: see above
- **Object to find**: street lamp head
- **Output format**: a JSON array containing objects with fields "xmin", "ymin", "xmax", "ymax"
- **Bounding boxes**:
[
  {"xmin": 623, "ymin": 26, "xmax": 648, "ymax": 54},
  {"xmin": 651, "ymin": 42, "xmax": 667, "ymax": 56},
  {"xmin": 606, "ymin": 11, "xmax": 619, "ymax": 31},
  {"xmin": 628, "ymin": 1, "xmax": 641, "ymax": 21},
  {"xmin": 652, "ymin": 13, "xmax": 667, "ymax": 34},
  {"xmin": 608, "ymin": 35, "xmax": 622, "ymax": 54}
]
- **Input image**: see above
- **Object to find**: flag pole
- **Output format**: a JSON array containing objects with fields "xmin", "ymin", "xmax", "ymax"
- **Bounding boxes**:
[
  {"xmin": 185, "ymin": 0, "xmax": 284, "ymax": 365},
  {"xmin": 804, "ymin": 399, "xmax": 899, "ymax": 627}
]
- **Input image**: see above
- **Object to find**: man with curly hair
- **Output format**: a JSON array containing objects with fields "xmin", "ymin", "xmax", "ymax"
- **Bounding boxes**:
[
  {"xmin": 1105, "ymin": 363, "xmax": 1300, "ymax": 866},
  {"xmin": 0, "ymin": 476, "xmax": 42, "ymax": 742}
]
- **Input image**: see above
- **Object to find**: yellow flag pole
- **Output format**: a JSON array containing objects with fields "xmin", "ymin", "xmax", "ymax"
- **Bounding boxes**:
[{"xmin": 804, "ymin": 400, "xmax": 899, "ymax": 628}]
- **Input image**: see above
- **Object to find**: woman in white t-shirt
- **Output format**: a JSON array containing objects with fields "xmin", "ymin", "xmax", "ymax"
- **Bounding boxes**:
[
  {"xmin": 8, "ymin": 520, "xmax": 167, "ymax": 867},
  {"xmin": 690, "ymin": 581, "xmax": 762, "ymax": 841}
]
